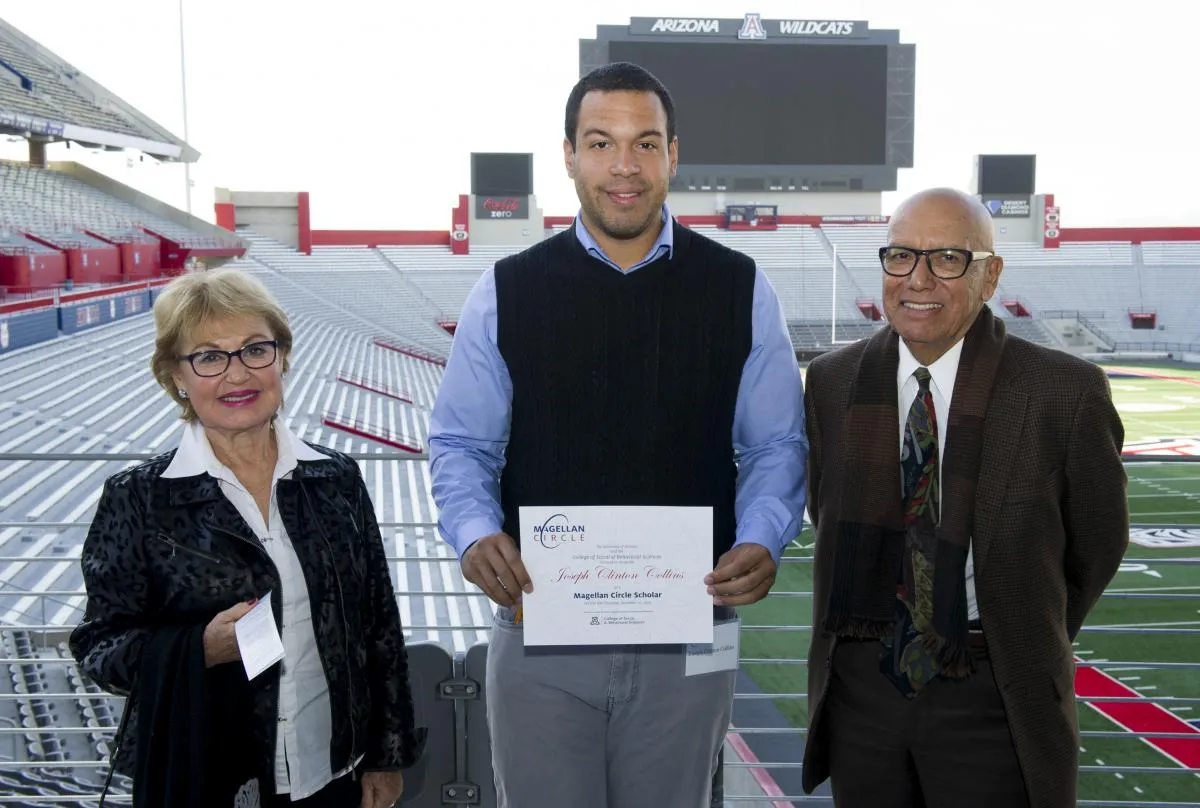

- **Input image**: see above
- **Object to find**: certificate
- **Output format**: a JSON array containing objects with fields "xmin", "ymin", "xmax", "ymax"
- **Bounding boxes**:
[{"xmin": 518, "ymin": 505, "xmax": 713, "ymax": 646}]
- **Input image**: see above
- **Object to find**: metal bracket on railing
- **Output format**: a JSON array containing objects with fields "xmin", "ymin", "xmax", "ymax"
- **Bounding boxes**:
[
  {"xmin": 435, "ymin": 676, "xmax": 479, "ymax": 701},
  {"xmin": 437, "ymin": 654, "xmax": 481, "ymax": 805},
  {"xmin": 440, "ymin": 782, "xmax": 480, "ymax": 805}
]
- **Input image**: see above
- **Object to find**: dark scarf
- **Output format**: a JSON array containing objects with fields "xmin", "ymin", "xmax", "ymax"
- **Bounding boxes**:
[
  {"xmin": 133, "ymin": 624, "xmax": 260, "ymax": 808},
  {"xmin": 824, "ymin": 307, "xmax": 1006, "ymax": 676}
]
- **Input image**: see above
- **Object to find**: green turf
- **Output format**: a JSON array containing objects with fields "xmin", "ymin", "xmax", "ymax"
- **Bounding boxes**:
[
  {"xmin": 744, "ymin": 364, "xmax": 1200, "ymax": 803},
  {"xmin": 1107, "ymin": 365, "xmax": 1200, "ymax": 449}
]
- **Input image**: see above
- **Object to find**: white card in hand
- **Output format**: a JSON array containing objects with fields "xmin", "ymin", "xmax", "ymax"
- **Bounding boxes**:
[
  {"xmin": 234, "ymin": 592, "xmax": 284, "ymax": 680},
  {"xmin": 684, "ymin": 617, "xmax": 741, "ymax": 677}
]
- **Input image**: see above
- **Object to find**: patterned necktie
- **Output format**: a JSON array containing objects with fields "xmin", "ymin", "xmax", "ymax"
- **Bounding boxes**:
[{"xmin": 881, "ymin": 366, "xmax": 941, "ymax": 696}]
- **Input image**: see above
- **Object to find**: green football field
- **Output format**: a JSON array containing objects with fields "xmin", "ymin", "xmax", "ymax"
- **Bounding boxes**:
[{"xmin": 741, "ymin": 364, "xmax": 1200, "ymax": 804}]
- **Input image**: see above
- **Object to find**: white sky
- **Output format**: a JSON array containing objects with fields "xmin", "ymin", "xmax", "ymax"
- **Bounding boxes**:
[{"xmin": 1, "ymin": 0, "xmax": 1197, "ymax": 230}]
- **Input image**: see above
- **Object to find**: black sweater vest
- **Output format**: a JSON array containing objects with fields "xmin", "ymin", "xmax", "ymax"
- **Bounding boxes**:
[{"xmin": 494, "ymin": 222, "xmax": 755, "ymax": 565}]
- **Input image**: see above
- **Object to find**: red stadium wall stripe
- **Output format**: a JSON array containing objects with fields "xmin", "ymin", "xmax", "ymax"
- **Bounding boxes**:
[
  {"xmin": 334, "ymin": 373, "xmax": 413, "ymax": 403},
  {"xmin": 1059, "ymin": 227, "xmax": 1200, "ymax": 244},
  {"xmin": 311, "ymin": 230, "xmax": 449, "ymax": 248},
  {"xmin": 297, "ymin": 191, "xmax": 313, "ymax": 255},
  {"xmin": 214, "ymin": 202, "xmax": 236, "ymax": 232}
]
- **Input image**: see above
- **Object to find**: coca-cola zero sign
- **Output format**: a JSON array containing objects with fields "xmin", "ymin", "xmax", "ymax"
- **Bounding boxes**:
[{"xmin": 475, "ymin": 196, "xmax": 529, "ymax": 220}]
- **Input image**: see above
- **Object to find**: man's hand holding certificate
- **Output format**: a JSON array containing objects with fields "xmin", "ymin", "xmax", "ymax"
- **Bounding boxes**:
[{"xmin": 518, "ymin": 506, "xmax": 713, "ymax": 646}]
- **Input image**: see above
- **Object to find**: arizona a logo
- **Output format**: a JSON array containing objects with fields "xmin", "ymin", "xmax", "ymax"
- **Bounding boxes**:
[{"xmin": 738, "ymin": 13, "xmax": 767, "ymax": 40}]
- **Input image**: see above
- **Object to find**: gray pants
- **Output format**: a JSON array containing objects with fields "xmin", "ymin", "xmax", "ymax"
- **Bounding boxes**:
[{"xmin": 486, "ymin": 605, "xmax": 737, "ymax": 808}]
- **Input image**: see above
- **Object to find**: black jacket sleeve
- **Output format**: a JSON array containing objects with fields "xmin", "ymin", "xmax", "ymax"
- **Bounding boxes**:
[{"xmin": 69, "ymin": 473, "xmax": 154, "ymax": 696}]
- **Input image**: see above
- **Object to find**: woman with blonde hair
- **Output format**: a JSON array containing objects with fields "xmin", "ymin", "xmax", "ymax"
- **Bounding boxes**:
[{"xmin": 71, "ymin": 267, "xmax": 419, "ymax": 808}]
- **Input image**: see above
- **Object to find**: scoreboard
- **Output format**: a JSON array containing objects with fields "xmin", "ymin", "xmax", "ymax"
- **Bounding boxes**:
[{"xmin": 580, "ymin": 15, "xmax": 915, "ymax": 194}]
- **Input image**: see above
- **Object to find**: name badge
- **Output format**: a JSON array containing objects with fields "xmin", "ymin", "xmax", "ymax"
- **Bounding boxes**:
[{"xmin": 684, "ymin": 616, "xmax": 741, "ymax": 677}]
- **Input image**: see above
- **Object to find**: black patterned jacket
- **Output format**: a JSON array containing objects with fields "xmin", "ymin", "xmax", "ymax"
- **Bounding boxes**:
[{"xmin": 69, "ymin": 443, "xmax": 420, "ymax": 785}]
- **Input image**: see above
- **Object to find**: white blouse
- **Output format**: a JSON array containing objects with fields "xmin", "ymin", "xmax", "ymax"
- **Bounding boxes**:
[{"xmin": 162, "ymin": 421, "xmax": 357, "ymax": 798}]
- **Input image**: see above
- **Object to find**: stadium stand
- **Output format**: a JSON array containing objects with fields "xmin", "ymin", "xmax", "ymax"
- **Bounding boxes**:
[
  {"xmin": 1142, "ymin": 241, "xmax": 1200, "ymax": 266},
  {"xmin": 0, "ymin": 162, "xmax": 239, "ymax": 250},
  {"xmin": 0, "ymin": 18, "xmax": 196, "ymax": 158},
  {"xmin": 0, "ymin": 308, "xmax": 476, "ymax": 634},
  {"xmin": 0, "ymin": 289, "xmax": 507, "ymax": 800},
  {"xmin": 991, "ymin": 314, "xmax": 1059, "ymax": 346},
  {"xmin": 1, "ymin": 10, "xmax": 1196, "ymax": 804},
  {"xmin": 693, "ymin": 224, "xmax": 866, "ymax": 322},
  {"xmin": 0, "ymin": 229, "xmax": 56, "ymax": 255},
  {"xmin": 2, "ymin": 224, "xmax": 1200, "ymax": 805},
  {"xmin": 822, "ymin": 223, "xmax": 1137, "ymax": 268},
  {"xmin": 821, "ymin": 222, "xmax": 889, "ymax": 269},
  {"xmin": 392, "ymin": 267, "xmax": 485, "ymax": 322},
  {"xmin": 0, "ymin": 37, "xmax": 137, "ymax": 138},
  {"xmin": 224, "ymin": 227, "xmax": 1200, "ymax": 354},
  {"xmin": 234, "ymin": 232, "xmax": 453, "ymax": 357},
  {"xmin": 998, "ymin": 240, "xmax": 1133, "ymax": 266},
  {"xmin": 995, "ymin": 264, "xmax": 1139, "ymax": 317},
  {"xmin": 379, "ymin": 245, "xmax": 519, "ymax": 321}
]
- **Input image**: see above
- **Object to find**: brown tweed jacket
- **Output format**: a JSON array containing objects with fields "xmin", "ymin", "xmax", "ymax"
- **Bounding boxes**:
[{"xmin": 801, "ymin": 329, "xmax": 1129, "ymax": 808}]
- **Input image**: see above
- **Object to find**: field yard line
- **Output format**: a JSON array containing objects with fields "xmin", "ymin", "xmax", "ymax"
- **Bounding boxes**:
[
  {"xmin": 1105, "ymin": 585, "xmax": 1200, "ymax": 594},
  {"xmin": 1090, "ymin": 620, "xmax": 1200, "ymax": 628},
  {"xmin": 1075, "ymin": 663, "xmax": 1200, "ymax": 769},
  {"xmin": 1127, "ymin": 476, "xmax": 1200, "ymax": 484}
]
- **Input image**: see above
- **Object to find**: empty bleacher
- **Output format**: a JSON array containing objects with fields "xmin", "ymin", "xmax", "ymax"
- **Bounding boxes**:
[
  {"xmin": 0, "ymin": 22, "xmax": 143, "ymax": 138},
  {"xmin": 365, "ymin": 227, "xmax": 1191, "ymax": 351},
  {"xmin": 0, "ymin": 220, "xmax": 1198, "ymax": 804},
  {"xmin": 0, "ymin": 163, "xmax": 237, "ymax": 250},
  {"xmin": 816, "ymin": 223, "xmax": 1200, "ymax": 349},
  {"xmin": 995, "ymin": 264, "xmax": 1139, "ymax": 317},
  {"xmin": 995, "ymin": 262, "xmax": 1200, "ymax": 348},
  {"xmin": 0, "ymin": 299, "xmax": 487, "ymax": 651},
  {"xmin": 788, "ymin": 320, "xmax": 883, "ymax": 348},
  {"xmin": 1142, "ymin": 241, "xmax": 1200, "ymax": 266},
  {"xmin": 992, "ymin": 312, "xmax": 1059, "ymax": 347},
  {"xmin": 378, "ymin": 245, "xmax": 519, "ymax": 321},
  {"xmin": 0, "ymin": 229, "xmax": 57, "ymax": 255},
  {"xmin": 693, "ymin": 225, "xmax": 867, "ymax": 322},
  {"xmin": 0, "ymin": 629, "xmax": 120, "ymax": 802},
  {"xmin": 0, "ymin": 302, "xmax": 487, "ymax": 804},
  {"xmin": 234, "ymin": 232, "xmax": 453, "ymax": 357},
  {"xmin": 1000, "ymin": 241, "xmax": 1134, "ymax": 266},
  {"xmin": 821, "ymin": 223, "xmax": 889, "ymax": 269},
  {"xmin": 823, "ymin": 224, "xmax": 1136, "ymax": 268}
]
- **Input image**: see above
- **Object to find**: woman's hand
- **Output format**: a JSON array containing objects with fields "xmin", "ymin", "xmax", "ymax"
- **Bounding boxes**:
[
  {"xmin": 360, "ymin": 770, "xmax": 404, "ymax": 808},
  {"xmin": 202, "ymin": 599, "xmax": 257, "ymax": 668}
]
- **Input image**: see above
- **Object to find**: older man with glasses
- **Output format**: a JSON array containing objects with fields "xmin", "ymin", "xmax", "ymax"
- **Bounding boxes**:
[{"xmin": 800, "ymin": 188, "xmax": 1128, "ymax": 808}]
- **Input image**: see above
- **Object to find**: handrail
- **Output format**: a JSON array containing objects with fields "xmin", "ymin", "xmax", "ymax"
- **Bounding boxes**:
[{"xmin": 0, "ymin": 459, "xmax": 1193, "ymax": 806}]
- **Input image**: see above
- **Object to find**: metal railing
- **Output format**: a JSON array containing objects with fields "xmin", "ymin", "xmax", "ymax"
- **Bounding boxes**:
[{"xmin": 0, "ymin": 453, "xmax": 1195, "ymax": 806}]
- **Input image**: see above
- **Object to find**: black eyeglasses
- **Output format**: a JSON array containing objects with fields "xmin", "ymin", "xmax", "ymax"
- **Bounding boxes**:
[
  {"xmin": 879, "ymin": 246, "xmax": 995, "ymax": 280},
  {"xmin": 178, "ymin": 340, "xmax": 278, "ymax": 377}
]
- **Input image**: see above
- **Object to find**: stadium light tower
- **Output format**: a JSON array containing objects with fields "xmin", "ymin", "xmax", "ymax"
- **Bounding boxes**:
[{"xmin": 178, "ymin": 0, "xmax": 192, "ymax": 214}]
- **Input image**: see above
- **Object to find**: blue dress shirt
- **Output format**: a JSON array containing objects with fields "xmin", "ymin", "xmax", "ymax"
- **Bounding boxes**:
[{"xmin": 428, "ymin": 207, "xmax": 808, "ymax": 567}]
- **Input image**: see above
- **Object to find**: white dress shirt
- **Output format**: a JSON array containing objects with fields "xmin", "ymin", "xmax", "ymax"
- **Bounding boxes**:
[
  {"xmin": 896, "ymin": 339, "xmax": 980, "ymax": 622},
  {"xmin": 162, "ymin": 420, "xmax": 350, "ymax": 799}
]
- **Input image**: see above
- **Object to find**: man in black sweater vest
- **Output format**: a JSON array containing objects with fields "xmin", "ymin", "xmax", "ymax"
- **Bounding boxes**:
[{"xmin": 429, "ymin": 63, "xmax": 808, "ymax": 808}]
